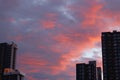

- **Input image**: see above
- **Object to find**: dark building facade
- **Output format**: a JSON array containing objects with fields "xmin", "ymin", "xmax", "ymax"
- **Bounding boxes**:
[
  {"xmin": 0, "ymin": 42, "xmax": 17, "ymax": 70},
  {"xmin": 102, "ymin": 30, "xmax": 120, "ymax": 80},
  {"xmin": 76, "ymin": 63, "xmax": 87, "ymax": 80},
  {"xmin": 88, "ymin": 61, "xmax": 97, "ymax": 80},
  {"xmin": 76, "ymin": 61, "xmax": 98, "ymax": 80},
  {"xmin": 97, "ymin": 67, "xmax": 102, "ymax": 80},
  {"xmin": 0, "ymin": 42, "xmax": 24, "ymax": 80}
]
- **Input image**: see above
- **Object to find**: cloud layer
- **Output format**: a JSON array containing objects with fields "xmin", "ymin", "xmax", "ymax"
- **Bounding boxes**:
[{"xmin": 1, "ymin": 0, "xmax": 120, "ymax": 80}]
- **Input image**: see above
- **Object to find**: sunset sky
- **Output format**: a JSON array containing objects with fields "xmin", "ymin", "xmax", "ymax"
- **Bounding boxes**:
[{"xmin": 0, "ymin": 0, "xmax": 120, "ymax": 80}]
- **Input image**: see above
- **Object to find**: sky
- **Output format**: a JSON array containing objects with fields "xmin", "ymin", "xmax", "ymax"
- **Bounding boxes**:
[{"xmin": 0, "ymin": 0, "xmax": 120, "ymax": 80}]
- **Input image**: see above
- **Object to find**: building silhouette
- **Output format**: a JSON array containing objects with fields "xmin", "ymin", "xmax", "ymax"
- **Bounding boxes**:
[
  {"xmin": 76, "ymin": 61, "xmax": 98, "ymax": 80},
  {"xmin": 0, "ymin": 42, "xmax": 17, "ymax": 70},
  {"xmin": 102, "ymin": 30, "xmax": 120, "ymax": 80},
  {"xmin": 0, "ymin": 42, "xmax": 24, "ymax": 80},
  {"xmin": 76, "ymin": 63, "xmax": 86, "ymax": 80},
  {"xmin": 97, "ymin": 67, "xmax": 102, "ymax": 80}
]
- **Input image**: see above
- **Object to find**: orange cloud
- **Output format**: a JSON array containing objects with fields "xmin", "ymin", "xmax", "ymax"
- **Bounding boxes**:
[
  {"xmin": 40, "ymin": 13, "xmax": 57, "ymax": 29},
  {"xmin": 41, "ymin": 20, "xmax": 56, "ymax": 29},
  {"xmin": 18, "ymin": 53, "xmax": 48, "ymax": 73},
  {"xmin": 14, "ymin": 35, "xmax": 24, "ymax": 41},
  {"xmin": 82, "ymin": 4, "xmax": 103, "ymax": 27},
  {"xmin": 101, "ymin": 10, "xmax": 120, "ymax": 29},
  {"xmin": 49, "ymin": 32, "xmax": 102, "ymax": 74}
]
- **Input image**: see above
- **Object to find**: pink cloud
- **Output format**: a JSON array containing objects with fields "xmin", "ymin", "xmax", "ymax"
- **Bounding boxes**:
[
  {"xmin": 81, "ymin": 4, "xmax": 103, "ymax": 27},
  {"xmin": 41, "ymin": 20, "xmax": 56, "ymax": 29}
]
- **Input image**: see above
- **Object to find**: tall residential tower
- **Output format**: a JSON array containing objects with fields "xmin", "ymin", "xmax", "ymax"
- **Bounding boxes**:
[
  {"xmin": 0, "ymin": 42, "xmax": 24, "ymax": 80},
  {"xmin": 97, "ymin": 67, "xmax": 102, "ymax": 80},
  {"xmin": 0, "ymin": 42, "xmax": 17, "ymax": 70},
  {"xmin": 102, "ymin": 30, "xmax": 120, "ymax": 80},
  {"xmin": 76, "ymin": 61, "xmax": 97, "ymax": 80}
]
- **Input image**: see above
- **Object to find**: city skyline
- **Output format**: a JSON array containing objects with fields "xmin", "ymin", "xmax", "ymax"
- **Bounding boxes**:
[{"xmin": 1, "ymin": 0, "xmax": 120, "ymax": 80}]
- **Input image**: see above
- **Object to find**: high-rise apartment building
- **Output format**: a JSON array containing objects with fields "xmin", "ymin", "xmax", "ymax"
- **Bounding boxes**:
[
  {"xmin": 97, "ymin": 67, "xmax": 102, "ymax": 80},
  {"xmin": 0, "ymin": 42, "xmax": 24, "ymax": 80},
  {"xmin": 0, "ymin": 42, "xmax": 17, "ymax": 70},
  {"xmin": 0, "ymin": 42, "xmax": 17, "ymax": 80},
  {"xmin": 88, "ymin": 61, "xmax": 97, "ymax": 80},
  {"xmin": 102, "ymin": 30, "xmax": 120, "ymax": 80},
  {"xmin": 76, "ymin": 63, "xmax": 87, "ymax": 80},
  {"xmin": 76, "ymin": 61, "xmax": 98, "ymax": 80}
]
